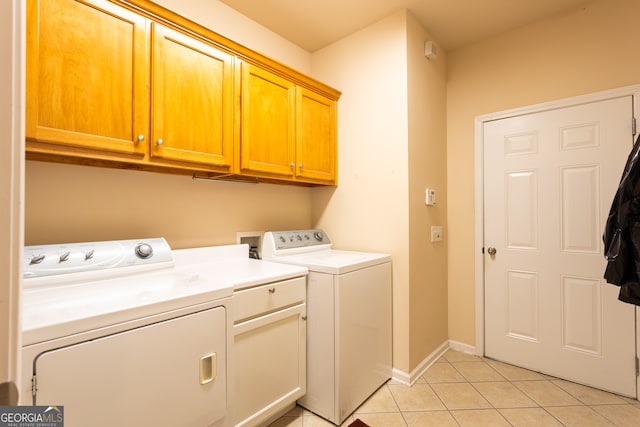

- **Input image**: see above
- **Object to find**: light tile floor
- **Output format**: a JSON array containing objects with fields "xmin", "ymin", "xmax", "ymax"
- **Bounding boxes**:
[{"xmin": 268, "ymin": 349, "xmax": 640, "ymax": 427}]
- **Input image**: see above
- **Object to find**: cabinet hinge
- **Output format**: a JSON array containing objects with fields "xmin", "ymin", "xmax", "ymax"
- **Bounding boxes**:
[{"xmin": 633, "ymin": 117, "xmax": 637, "ymax": 136}]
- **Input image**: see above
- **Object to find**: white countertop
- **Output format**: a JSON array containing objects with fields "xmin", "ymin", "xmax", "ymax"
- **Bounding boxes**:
[{"xmin": 22, "ymin": 244, "xmax": 307, "ymax": 346}]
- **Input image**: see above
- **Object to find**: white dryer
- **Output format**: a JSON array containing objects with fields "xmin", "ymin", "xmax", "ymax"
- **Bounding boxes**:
[{"xmin": 262, "ymin": 229, "xmax": 392, "ymax": 425}]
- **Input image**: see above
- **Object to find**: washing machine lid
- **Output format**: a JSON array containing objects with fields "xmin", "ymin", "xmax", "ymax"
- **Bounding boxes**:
[{"xmin": 271, "ymin": 249, "xmax": 391, "ymax": 274}]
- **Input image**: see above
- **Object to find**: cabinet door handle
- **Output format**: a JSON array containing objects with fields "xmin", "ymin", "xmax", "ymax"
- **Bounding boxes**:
[
  {"xmin": 156, "ymin": 138, "xmax": 164, "ymax": 146},
  {"xmin": 137, "ymin": 134, "xmax": 145, "ymax": 142},
  {"xmin": 199, "ymin": 353, "xmax": 217, "ymax": 385},
  {"xmin": 268, "ymin": 288, "xmax": 276, "ymax": 294},
  {"xmin": 289, "ymin": 163, "xmax": 295, "ymax": 168},
  {"xmin": 298, "ymin": 164, "xmax": 304, "ymax": 169}
]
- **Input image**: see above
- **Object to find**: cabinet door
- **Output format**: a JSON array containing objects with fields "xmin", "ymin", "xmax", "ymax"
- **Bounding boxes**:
[
  {"xmin": 26, "ymin": 0, "xmax": 149, "ymax": 155},
  {"xmin": 240, "ymin": 63, "xmax": 296, "ymax": 177},
  {"xmin": 234, "ymin": 304, "xmax": 306, "ymax": 426},
  {"xmin": 296, "ymin": 87, "xmax": 337, "ymax": 183},
  {"xmin": 151, "ymin": 24, "xmax": 234, "ymax": 168}
]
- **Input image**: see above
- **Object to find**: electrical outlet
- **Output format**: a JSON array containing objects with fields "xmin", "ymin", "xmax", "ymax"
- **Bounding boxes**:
[{"xmin": 431, "ymin": 226, "xmax": 443, "ymax": 242}]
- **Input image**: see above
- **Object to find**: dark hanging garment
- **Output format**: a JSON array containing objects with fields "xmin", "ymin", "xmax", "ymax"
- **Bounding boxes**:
[{"xmin": 604, "ymin": 133, "xmax": 640, "ymax": 305}]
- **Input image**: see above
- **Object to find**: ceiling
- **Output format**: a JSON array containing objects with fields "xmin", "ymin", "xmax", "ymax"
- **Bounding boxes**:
[{"xmin": 219, "ymin": 0, "xmax": 592, "ymax": 52}]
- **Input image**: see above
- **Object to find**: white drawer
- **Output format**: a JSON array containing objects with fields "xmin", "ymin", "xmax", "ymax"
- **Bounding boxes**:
[{"xmin": 233, "ymin": 277, "xmax": 305, "ymax": 323}]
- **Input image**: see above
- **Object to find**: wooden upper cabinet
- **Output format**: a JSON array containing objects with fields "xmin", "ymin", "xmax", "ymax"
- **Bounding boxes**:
[
  {"xmin": 26, "ymin": 0, "xmax": 149, "ymax": 155},
  {"xmin": 239, "ymin": 63, "xmax": 338, "ymax": 184},
  {"xmin": 26, "ymin": 0, "xmax": 340, "ymax": 184},
  {"xmin": 296, "ymin": 88, "xmax": 337, "ymax": 183},
  {"xmin": 150, "ymin": 24, "xmax": 234, "ymax": 168},
  {"xmin": 240, "ymin": 63, "xmax": 296, "ymax": 177}
]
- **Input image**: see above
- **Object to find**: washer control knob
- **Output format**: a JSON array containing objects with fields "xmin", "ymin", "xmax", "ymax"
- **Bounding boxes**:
[
  {"xmin": 279, "ymin": 236, "xmax": 286, "ymax": 243},
  {"xmin": 85, "ymin": 249, "xmax": 95, "ymax": 260},
  {"xmin": 313, "ymin": 231, "xmax": 324, "ymax": 242},
  {"xmin": 30, "ymin": 254, "xmax": 45, "ymax": 265},
  {"xmin": 59, "ymin": 251, "xmax": 70, "ymax": 263},
  {"xmin": 135, "ymin": 243, "xmax": 154, "ymax": 259}
]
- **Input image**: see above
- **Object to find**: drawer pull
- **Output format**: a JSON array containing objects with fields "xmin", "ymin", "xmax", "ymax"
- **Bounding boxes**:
[
  {"xmin": 199, "ymin": 353, "xmax": 217, "ymax": 385},
  {"xmin": 268, "ymin": 288, "xmax": 276, "ymax": 294}
]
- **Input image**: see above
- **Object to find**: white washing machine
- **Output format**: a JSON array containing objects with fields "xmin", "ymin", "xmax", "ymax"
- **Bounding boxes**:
[{"xmin": 262, "ymin": 229, "xmax": 392, "ymax": 425}]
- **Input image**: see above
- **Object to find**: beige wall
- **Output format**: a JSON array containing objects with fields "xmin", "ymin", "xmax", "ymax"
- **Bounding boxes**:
[
  {"xmin": 310, "ymin": 10, "xmax": 412, "ymax": 373},
  {"xmin": 406, "ymin": 13, "xmax": 448, "ymax": 369},
  {"xmin": 310, "ymin": 10, "xmax": 448, "ymax": 375},
  {"xmin": 25, "ymin": 162, "xmax": 312, "ymax": 248},
  {"xmin": 447, "ymin": 0, "xmax": 640, "ymax": 345}
]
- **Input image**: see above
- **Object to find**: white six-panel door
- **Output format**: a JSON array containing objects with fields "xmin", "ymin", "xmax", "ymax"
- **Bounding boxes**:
[{"xmin": 483, "ymin": 96, "xmax": 637, "ymax": 397}]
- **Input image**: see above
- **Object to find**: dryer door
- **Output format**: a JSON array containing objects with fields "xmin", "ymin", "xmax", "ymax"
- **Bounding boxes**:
[{"xmin": 33, "ymin": 307, "xmax": 227, "ymax": 427}]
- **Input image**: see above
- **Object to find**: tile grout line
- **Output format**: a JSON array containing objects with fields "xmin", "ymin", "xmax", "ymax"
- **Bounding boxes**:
[{"xmin": 270, "ymin": 350, "xmax": 639, "ymax": 427}]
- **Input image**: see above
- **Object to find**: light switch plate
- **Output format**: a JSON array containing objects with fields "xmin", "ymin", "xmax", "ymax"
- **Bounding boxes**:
[{"xmin": 425, "ymin": 188, "xmax": 436, "ymax": 206}]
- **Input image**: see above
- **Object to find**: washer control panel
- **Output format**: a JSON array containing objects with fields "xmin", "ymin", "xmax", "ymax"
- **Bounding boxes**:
[
  {"xmin": 24, "ymin": 238, "xmax": 173, "ymax": 279},
  {"xmin": 269, "ymin": 229, "xmax": 331, "ymax": 251}
]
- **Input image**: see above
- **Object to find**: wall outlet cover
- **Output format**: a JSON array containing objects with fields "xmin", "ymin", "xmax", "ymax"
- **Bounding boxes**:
[{"xmin": 431, "ymin": 226, "xmax": 443, "ymax": 242}]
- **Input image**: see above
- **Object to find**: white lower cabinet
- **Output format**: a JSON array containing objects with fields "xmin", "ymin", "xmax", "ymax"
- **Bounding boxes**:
[{"xmin": 233, "ymin": 277, "xmax": 306, "ymax": 427}]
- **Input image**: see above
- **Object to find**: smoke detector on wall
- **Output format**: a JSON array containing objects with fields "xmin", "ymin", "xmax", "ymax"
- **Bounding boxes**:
[{"xmin": 424, "ymin": 40, "xmax": 438, "ymax": 61}]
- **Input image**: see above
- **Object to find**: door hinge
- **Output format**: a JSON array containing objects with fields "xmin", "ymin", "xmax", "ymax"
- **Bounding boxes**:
[
  {"xmin": 633, "ymin": 117, "xmax": 637, "ymax": 136},
  {"xmin": 636, "ymin": 356, "xmax": 639, "ymax": 377},
  {"xmin": 31, "ymin": 375, "xmax": 37, "ymax": 403}
]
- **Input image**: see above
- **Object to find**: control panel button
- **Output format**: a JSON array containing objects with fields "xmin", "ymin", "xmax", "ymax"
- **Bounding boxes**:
[
  {"xmin": 135, "ymin": 243, "xmax": 154, "ymax": 259},
  {"xmin": 30, "ymin": 254, "xmax": 45, "ymax": 265}
]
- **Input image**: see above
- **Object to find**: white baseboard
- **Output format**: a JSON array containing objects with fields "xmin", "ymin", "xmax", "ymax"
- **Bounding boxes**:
[
  {"xmin": 448, "ymin": 340, "xmax": 479, "ymax": 356},
  {"xmin": 391, "ymin": 340, "xmax": 478, "ymax": 385},
  {"xmin": 391, "ymin": 340, "xmax": 449, "ymax": 385}
]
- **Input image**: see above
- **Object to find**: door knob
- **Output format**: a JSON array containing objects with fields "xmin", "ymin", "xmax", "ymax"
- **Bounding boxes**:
[{"xmin": 487, "ymin": 247, "xmax": 497, "ymax": 256}]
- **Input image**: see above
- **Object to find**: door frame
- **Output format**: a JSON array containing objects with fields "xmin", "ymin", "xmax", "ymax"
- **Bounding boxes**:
[
  {"xmin": 474, "ymin": 84, "xmax": 640, "ymax": 397},
  {"xmin": 0, "ymin": 0, "xmax": 25, "ymax": 405}
]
